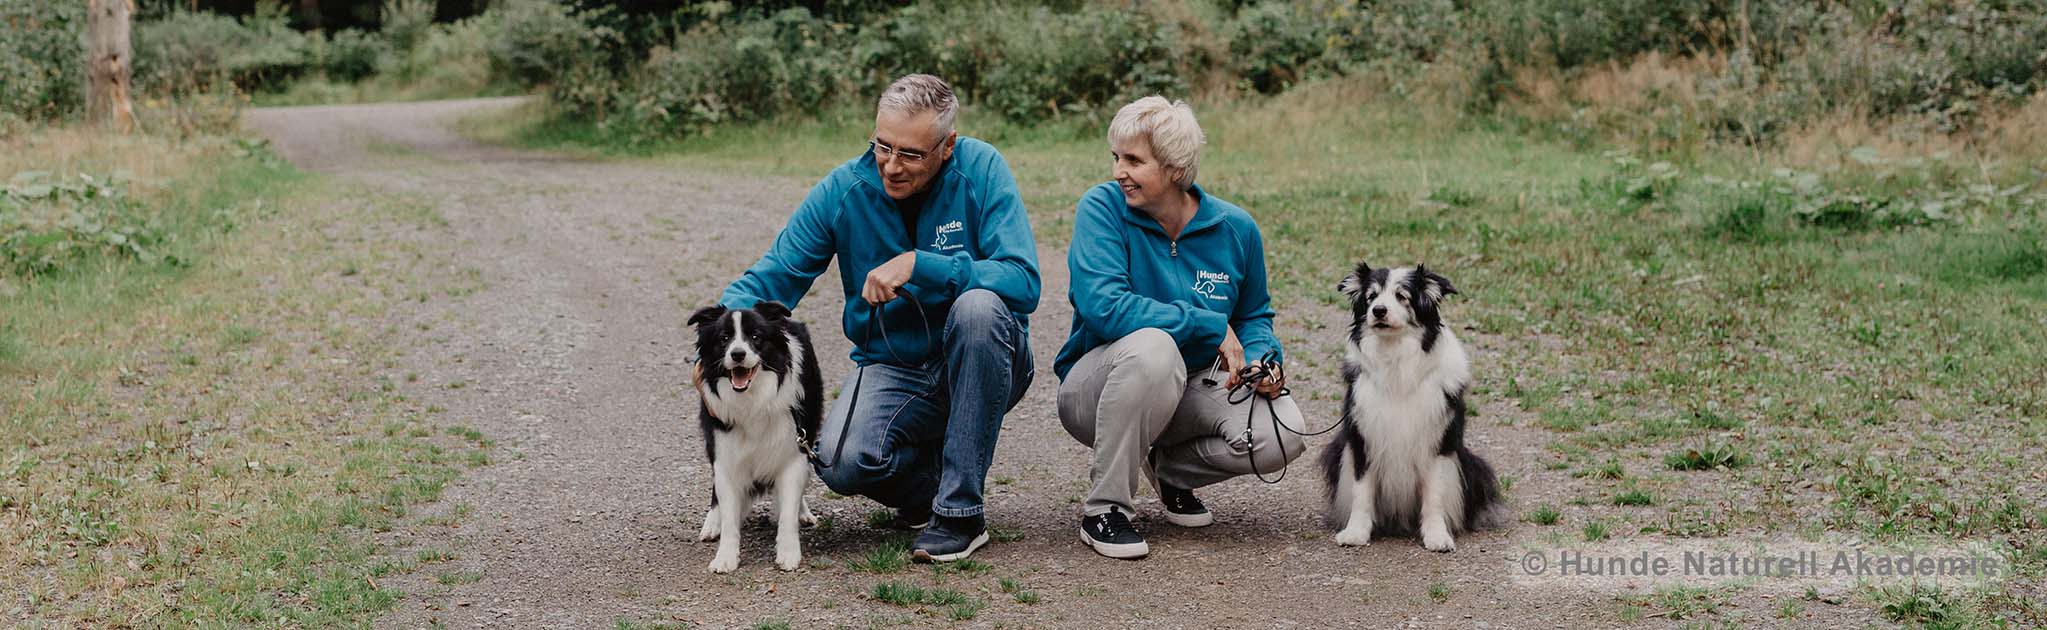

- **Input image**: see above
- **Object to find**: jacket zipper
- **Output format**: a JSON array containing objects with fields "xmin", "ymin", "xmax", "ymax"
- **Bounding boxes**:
[{"xmin": 1170, "ymin": 240, "xmax": 1178, "ymax": 257}]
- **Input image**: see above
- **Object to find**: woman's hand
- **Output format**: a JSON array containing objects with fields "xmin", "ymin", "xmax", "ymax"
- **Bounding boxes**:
[
  {"xmin": 1218, "ymin": 327, "xmax": 1247, "ymax": 389},
  {"xmin": 1252, "ymin": 361, "xmax": 1286, "ymax": 398}
]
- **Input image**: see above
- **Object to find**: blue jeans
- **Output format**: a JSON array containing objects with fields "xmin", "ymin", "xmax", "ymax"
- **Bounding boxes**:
[{"xmin": 813, "ymin": 289, "xmax": 1033, "ymax": 518}]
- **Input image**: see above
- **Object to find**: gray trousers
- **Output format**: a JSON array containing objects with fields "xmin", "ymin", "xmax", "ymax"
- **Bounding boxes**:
[{"xmin": 1056, "ymin": 328, "xmax": 1308, "ymax": 517}]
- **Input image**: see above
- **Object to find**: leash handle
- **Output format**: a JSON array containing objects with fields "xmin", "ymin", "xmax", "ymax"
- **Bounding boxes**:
[{"xmin": 1220, "ymin": 350, "xmax": 1341, "ymax": 484}]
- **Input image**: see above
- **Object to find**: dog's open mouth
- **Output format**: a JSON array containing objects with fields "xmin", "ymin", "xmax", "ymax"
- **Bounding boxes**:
[
  {"xmin": 1371, "ymin": 321, "xmax": 1393, "ymax": 329},
  {"xmin": 728, "ymin": 367, "xmax": 757, "ymax": 392}
]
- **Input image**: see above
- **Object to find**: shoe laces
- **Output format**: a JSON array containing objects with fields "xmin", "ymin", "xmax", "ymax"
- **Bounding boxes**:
[
  {"xmin": 1095, "ymin": 510, "xmax": 1136, "ymax": 537},
  {"xmin": 1161, "ymin": 485, "xmax": 1203, "ymax": 512}
]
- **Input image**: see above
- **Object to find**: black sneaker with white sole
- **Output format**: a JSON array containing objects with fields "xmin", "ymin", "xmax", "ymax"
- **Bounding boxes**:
[
  {"xmin": 1081, "ymin": 509, "xmax": 1149, "ymax": 559},
  {"xmin": 1146, "ymin": 449, "xmax": 1215, "ymax": 528},
  {"xmin": 910, "ymin": 515, "xmax": 989, "ymax": 563},
  {"xmin": 1157, "ymin": 483, "xmax": 1214, "ymax": 527}
]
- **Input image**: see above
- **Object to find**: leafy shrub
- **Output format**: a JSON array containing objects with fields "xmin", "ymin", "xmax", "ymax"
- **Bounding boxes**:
[
  {"xmin": 1226, "ymin": 2, "xmax": 1331, "ymax": 94},
  {"xmin": 633, "ymin": 8, "xmax": 855, "ymax": 129},
  {"xmin": 380, "ymin": 0, "xmax": 438, "ymax": 56},
  {"xmin": 388, "ymin": 13, "xmax": 501, "ymax": 89},
  {"xmin": 0, "ymin": 2, "xmax": 86, "ymax": 122},
  {"xmin": 488, "ymin": 0, "xmax": 622, "ymax": 90},
  {"xmin": 613, "ymin": 2, "xmax": 1190, "ymax": 133},
  {"xmin": 2, "ymin": 172, "xmax": 172, "ymax": 278},
  {"xmin": 133, "ymin": 8, "xmax": 316, "ymax": 96},
  {"xmin": 321, "ymin": 30, "xmax": 391, "ymax": 83},
  {"xmin": 974, "ymin": 5, "xmax": 1187, "ymax": 122}
]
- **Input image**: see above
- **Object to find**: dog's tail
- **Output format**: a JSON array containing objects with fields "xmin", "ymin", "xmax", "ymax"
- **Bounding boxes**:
[{"xmin": 1456, "ymin": 445, "xmax": 1507, "ymax": 531}]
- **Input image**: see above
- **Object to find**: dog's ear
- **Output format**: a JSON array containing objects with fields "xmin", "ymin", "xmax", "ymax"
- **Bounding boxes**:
[
  {"xmin": 687, "ymin": 305, "xmax": 728, "ymax": 327},
  {"xmin": 753, "ymin": 300, "xmax": 791, "ymax": 320},
  {"xmin": 1337, "ymin": 261, "xmax": 1372, "ymax": 299},
  {"xmin": 1415, "ymin": 264, "xmax": 1457, "ymax": 300}
]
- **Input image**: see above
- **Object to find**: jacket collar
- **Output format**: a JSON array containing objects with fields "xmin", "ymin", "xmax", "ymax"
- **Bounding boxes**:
[{"xmin": 1121, "ymin": 183, "xmax": 1224, "ymax": 237}]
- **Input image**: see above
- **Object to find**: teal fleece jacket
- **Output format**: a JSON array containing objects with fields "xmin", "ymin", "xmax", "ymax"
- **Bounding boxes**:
[
  {"xmin": 1054, "ymin": 182, "xmax": 1281, "ymax": 379},
  {"xmin": 720, "ymin": 137, "xmax": 1041, "ymax": 366}
]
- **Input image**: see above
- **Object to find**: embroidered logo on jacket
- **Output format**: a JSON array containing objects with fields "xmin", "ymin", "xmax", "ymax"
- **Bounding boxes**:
[
  {"xmin": 1193, "ymin": 270, "xmax": 1232, "ymax": 301},
  {"xmin": 932, "ymin": 220, "xmax": 966, "ymax": 251}
]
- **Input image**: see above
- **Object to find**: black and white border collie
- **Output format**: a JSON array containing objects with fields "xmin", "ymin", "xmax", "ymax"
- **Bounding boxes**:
[
  {"xmin": 1321, "ymin": 262, "xmax": 1503, "ymax": 552},
  {"xmin": 686, "ymin": 301, "xmax": 823, "ymax": 573}
]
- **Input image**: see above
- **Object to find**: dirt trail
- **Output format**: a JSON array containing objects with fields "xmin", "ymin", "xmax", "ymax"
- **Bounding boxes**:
[{"xmin": 242, "ymin": 99, "xmax": 1817, "ymax": 629}]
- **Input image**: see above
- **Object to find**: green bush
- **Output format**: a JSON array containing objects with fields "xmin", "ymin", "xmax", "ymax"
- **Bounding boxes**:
[
  {"xmin": 321, "ymin": 30, "xmax": 391, "ymax": 83},
  {"xmin": 2, "ymin": 171, "xmax": 172, "ymax": 278},
  {"xmin": 380, "ymin": 0, "xmax": 437, "ymax": 56},
  {"xmin": 133, "ymin": 8, "xmax": 316, "ymax": 96},
  {"xmin": 389, "ymin": 13, "xmax": 501, "ymax": 88},
  {"xmin": 1227, "ymin": 2, "xmax": 1331, "ymax": 94},
  {"xmin": 633, "ymin": 8, "xmax": 855, "ymax": 129},
  {"xmin": 614, "ymin": 2, "xmax": 1190, "ymax": 134},
  {"xmin": 488, "ymin": 0, "xmax": 622, "ymax": 90},
  {"xmin": 0, "ymin": 2, "xmax": 86, "ymax": 122},
  {"xmin": 974, "ymin": 5, "xmax": 1187, "ymax": 122}
]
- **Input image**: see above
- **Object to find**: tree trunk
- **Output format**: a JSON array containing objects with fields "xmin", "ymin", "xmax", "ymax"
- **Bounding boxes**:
[{"xmin": 86, "ymin": 0, "xmax": 138, "ymax": 133}]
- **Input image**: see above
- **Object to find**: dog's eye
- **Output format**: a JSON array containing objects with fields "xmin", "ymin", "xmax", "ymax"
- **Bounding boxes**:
[
  {"xmin": 1364, "ymin": 292, "xmax": 1378, "ymax": 301},
  {"xmin": 1397, "ymin": 293, "xmax": 1410, "ymax": 303}
]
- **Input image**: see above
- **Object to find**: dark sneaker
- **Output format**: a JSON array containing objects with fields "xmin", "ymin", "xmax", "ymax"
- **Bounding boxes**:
[
  {"xmin": 888, "ymin": 505, "xmax": 932, "ymax": 530},
  {"xmin": 1147, "ymin": 448, "xmax": 1214, "ymax": 527},
  {"xmin": 1157, "ymin": 483, "xmax": 1214, "ymax": 528},
  {"xmin": 1080, "ymin": 509, "xmax": 1149, "ymax": 559},
  {"xmin": 911, "ymin": 515, "xmax": 989, "ymax": 563}
]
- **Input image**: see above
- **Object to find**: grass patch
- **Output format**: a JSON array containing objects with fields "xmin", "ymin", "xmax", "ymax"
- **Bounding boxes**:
[
  {"xmin": 0, "ymin": 127, "xmax": 480, "ymax": 626},
  {"xmin": 1613, "ymin": 490, "xmax": 1656, "ymax": 506},
  {"xmin": 1665, "ymin": 443, "xmax": 1751, "ymax": 471},
  {"xmin": 847, "ymin": 536, "xmax": 911, "ymax": 574},
  {"xmin": 1527, "ymin": 504, "xmax": 1563, "ymax": 525},
  {"xmin": 931, "ymin": 558, "xmax": 993, "ymax": 577},
  {"xmin": 999, "ymin": 577, "xmax": 1042, "ymax": 604}
]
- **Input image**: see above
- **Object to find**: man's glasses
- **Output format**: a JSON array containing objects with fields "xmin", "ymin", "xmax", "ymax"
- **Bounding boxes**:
[{"xmin": 870, "ymin": 136, "xmax": 945, "ymax": 165}]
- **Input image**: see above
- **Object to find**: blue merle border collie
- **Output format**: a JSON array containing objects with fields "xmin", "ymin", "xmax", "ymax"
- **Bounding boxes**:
[
  {"xmin": 1321, "ymin": 262, "xmax": 1503, "ymax": 552},
  {"xmin": 686, "ymin": 301, "xmax": 823, "ymax": 573}
]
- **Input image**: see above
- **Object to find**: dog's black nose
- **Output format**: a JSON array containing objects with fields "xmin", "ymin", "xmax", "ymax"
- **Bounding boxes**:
[
  {"xmin": 1370, "ymin": 305, "xmax": 1388, "ymax": 319},
  {"xmin": 728, "ymin": 349, "xmax": 746, "ymax": 362}
]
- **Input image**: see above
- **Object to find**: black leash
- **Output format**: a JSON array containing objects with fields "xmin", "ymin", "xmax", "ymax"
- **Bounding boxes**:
[
  {"xmin": 797, "ymin": 291, "xmax": 929, "ymax": 468},
  {"xmin": 1214, "ymin": 350, "xmax": 1344, "ymax": 484}
]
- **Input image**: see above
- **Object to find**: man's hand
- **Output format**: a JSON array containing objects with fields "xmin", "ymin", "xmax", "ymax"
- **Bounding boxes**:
[
  {"xmin": 1218, "ymin": 327, "xmax": 1247, "ymax": 389},
  {"xmin": 862, "ymin": 252, "xmax": 917, "ymax": 305}
]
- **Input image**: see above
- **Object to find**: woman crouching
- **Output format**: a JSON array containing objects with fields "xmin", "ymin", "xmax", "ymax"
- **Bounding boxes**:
[{"xmin": 1054, "ymin": 96, "xmax": 1309, "ymax": 559}]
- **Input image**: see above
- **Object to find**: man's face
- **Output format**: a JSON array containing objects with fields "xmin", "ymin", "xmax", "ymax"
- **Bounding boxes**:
[{"xmin": 873, "ymin": 109, "xmax": 955, "ymax": 200}]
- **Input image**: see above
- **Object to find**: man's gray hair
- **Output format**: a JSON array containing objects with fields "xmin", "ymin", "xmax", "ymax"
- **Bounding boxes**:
[
  {"xmin": 1109, "ymin": 96, "xmax": 1204, "ymax": 189},
  {"xmin": 877, "ymin": 74, "xmax": 959, "ymax": 137}
]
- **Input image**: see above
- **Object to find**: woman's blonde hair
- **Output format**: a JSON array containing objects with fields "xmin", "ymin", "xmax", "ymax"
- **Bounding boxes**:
[{"xmin": 1108, "ymin": 96, "xmax": 1204, "ymax": 189}]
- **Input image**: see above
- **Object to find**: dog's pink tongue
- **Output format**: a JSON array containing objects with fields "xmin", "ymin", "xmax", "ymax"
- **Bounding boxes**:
[{"xmin": 731, "ymin": 369, "xmax": 756, "ymax": 390}]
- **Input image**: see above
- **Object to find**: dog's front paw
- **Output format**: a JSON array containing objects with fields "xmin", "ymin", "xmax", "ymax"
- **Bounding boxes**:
[
  {"xmin": 799, "ymin": 509, "xmax": 818, "ymax": 528},
  {"xmin": 1421, "ymin": 530, "xmax": 1456, "ymax": 552},
  {"xmin": 1334, "ymin": 525, "xmax": 1373, "ymax": 547},
  {"xmin": 776, "ymin": 549, "xmax": 802, "ymax": 571},
  {"xmin": 707, "ymin": 553, "xmax": 740, "ymax": 574},
  {"xmin": 697, "ymin": 522, "xmax": 719, "ymax": 542}
]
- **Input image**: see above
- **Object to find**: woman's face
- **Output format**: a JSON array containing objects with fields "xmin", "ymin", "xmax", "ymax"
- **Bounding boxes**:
[{"xmin": 1111, "ymin": 139, "xmax": 1180, "ymax": 211}]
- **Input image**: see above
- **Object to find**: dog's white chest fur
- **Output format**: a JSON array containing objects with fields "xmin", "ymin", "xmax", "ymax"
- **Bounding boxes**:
[
  {"xmin": 1346, "ymin": 330, "xmax": 1469, "ymax": 522},
  {"xmin": 701, "ymin": 342, "xmax": 807, "ymax": 483}
]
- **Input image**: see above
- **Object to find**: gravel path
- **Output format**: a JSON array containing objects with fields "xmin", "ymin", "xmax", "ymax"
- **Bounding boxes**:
[{"xmin": 241, "ymin": 98, "xmax": 1801, "ymax": 629}]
